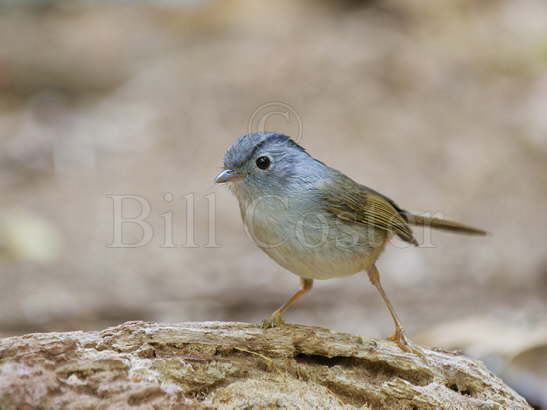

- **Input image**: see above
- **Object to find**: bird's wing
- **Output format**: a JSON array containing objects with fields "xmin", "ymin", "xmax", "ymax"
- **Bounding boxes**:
[{"xmin": 319, "ymin": 174, "xmax": 418, "ymax": 246}]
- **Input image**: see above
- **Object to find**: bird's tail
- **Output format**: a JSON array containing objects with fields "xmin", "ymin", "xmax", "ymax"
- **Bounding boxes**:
[{"xmin": 401, "ymin": 211, "xmax": 487, "ymax": 236}]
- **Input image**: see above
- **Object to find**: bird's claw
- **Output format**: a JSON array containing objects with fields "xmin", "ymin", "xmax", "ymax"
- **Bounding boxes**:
[
  {"xmin": 260, "ymin": 312, "xmax": 285, "ymax": 329},
  {"xmin": 387, "ymin": 328, "xmax": 424, "ymax": 357}
]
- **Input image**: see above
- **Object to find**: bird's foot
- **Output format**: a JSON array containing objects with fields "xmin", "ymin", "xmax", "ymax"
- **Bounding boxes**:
[
  {"xmin": 260, "ymin": 311, "xmax": 285, "ymax": 329},
  {"xmin": 387, "ymin": 328, "xmax": 424, "ymax": 357}
]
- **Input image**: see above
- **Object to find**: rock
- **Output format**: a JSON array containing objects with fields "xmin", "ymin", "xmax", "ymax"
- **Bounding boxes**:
[{"xmin": 0, "ymin": 321, "xmax": 530, "ymax": 409}]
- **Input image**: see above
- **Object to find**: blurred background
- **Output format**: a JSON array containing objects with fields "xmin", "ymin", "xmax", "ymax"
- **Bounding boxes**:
[{"xmin": 0, "ymin": 0, "xmax": 546, "ymax": 405}]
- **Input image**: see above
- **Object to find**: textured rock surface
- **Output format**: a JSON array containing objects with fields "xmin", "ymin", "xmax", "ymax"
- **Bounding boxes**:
[{"xmin": 0, "ymin": 321, "xmax": 530, "ymax": 409}]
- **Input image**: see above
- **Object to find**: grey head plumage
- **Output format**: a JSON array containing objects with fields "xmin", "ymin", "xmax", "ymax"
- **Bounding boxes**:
[
  {"xmin": 223, "ymin": 132, "xmax": 305, "ymax": 170},
  {"xmin": 216, "ymin": 132, "xmax": 328, "ymax": 201}
]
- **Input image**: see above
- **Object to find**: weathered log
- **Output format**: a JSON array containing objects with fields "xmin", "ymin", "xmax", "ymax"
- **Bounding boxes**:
[{"xmin": 0, "ymin": 321, "xmax": 530, "ymax": 409}]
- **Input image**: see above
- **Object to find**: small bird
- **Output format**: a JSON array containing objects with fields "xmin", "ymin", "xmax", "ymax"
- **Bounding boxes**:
[{"xmin": 215, "ymin": 132, "xmax": 486, "ymax": 351}]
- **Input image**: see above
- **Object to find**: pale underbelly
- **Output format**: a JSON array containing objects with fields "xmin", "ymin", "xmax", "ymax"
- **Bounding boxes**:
[
  {"xmin": 261, "ymin": 244, "xmax": 380, "ymax": 279},
  {"xmin": 248, "ymin": 219, "xmax": 389, "ymax": 279}
]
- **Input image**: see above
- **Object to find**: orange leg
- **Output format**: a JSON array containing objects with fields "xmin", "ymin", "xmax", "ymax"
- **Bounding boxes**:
[
  {"xmin": 367, "ymin": 265, "xmax": 421, "ymax": 355},
  {"xmin": 262, "ymin": 278, "xmax": 313, "ymax": 328}
]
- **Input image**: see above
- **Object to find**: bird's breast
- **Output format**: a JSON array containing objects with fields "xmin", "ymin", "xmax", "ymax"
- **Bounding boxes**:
[{"xmin": 239, "ymin": 197, "xmax": 388, "ymax": 279}]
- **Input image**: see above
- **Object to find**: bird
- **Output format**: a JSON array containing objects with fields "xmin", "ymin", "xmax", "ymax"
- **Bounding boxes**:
[{"xmin": 215, "ymin": 132, "xmax": 486, "ymax": 351}]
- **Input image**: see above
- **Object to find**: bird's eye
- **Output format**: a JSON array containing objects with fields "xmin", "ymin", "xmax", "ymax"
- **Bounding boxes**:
[{"xmin": 255, "ymin": 156, "xmax": 271, "ymax": 170}]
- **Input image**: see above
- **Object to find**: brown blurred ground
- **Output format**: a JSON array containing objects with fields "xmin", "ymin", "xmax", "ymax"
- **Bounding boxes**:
[{"xmin": 0, "ymin": 0, "xmax": 546, "ymax": 404}]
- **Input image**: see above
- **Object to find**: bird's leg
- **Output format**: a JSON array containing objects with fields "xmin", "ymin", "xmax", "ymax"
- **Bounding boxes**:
[
  {"xmin": 261, "ymin": 278, "xmax": 313, "ymax": 328},
  {"xmin": 367, "ymin": 265, "xmax": 421, "ymax": 355}
]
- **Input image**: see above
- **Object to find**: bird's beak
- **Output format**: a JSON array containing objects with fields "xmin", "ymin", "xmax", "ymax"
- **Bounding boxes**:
[{"xmin": 214, "ymin": 169, "xmax": 245, "ymax": 183}]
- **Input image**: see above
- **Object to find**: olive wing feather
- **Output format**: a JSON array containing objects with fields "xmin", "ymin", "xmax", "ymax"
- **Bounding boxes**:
[{"xmin": 319, "ymin": 174, "xmax": 418, "ymax": 246}]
